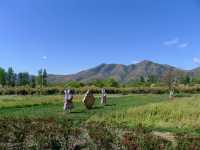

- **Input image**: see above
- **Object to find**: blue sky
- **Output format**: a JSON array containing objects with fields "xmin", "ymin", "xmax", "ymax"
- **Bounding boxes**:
[{"xmin": 0, "ymin": 0, "xmax": 200, "ymax": 74}]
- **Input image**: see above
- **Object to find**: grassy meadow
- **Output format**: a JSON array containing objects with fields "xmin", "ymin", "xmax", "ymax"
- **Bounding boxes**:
[
  {"xmin": 1, "ymin": 94, "xmax": 200, "ymax": 149},
  {"xmin": 0, "ymin": 94, "xmax": 166, "ymax": 125}
]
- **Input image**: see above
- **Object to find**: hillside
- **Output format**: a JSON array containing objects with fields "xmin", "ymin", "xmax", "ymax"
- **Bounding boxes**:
[{"xmin": 48, "ymin": 60, "xmax": 192, "ymax": 83}]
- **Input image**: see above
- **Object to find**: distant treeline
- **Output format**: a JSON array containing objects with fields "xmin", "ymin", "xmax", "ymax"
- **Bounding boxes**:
[
  {"xmin": 1, "ymin": 66, "xmax": 200, "ymax": 95},
  {"xmin": 0, "ymin": 67, "xmax": 47, "ymax": 88},
  {"xmin": 50, "ymin": 73, "xmax": 199, "ymax": 89}
]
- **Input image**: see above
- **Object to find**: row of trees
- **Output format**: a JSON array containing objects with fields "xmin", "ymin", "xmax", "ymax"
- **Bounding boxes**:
[
  {"xmin": 0, "ymin": 67, "xmax": 48, "ymax": 88},
  {"xmin": 64, "ymin": 78, "xmax": 120, "ymax": 88},
  {"xmin": 135, "ymin": 74, "xmax": 191, "ymax": 85}
]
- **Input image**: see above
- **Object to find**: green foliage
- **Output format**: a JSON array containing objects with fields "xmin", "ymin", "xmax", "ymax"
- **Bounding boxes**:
[
  {"xmin": 37, "ymin": 69, "xmax": 43, "ymax": 87},
  {"xmin": 17, "ymin": 72, "xmax": 30, "ymax": 86},
  {"xmin": 6, "ymin": 67, "xmax": 16, "ymax": 87},
  {"xmin": 89, "ymin": 79, "xmax": 105, "ymax": 88},
  {"xmin": 140, "ymin": 76, "xmax": 145, "ymax": 83},
  {"xmin": 30, "ymin": 76, "xmax": 36, "ymax": 88},
  {"xmin": 0, "ymin": 67, "xmax": 6, "ymax": 86},
  {"xmin": 104, "ymin": 78, "xmax": 119, "ymax": 87},
  {"xmin": 88, "ymin": 78, "xmax": 120, "ymax": 88},
  {"xmin": 182, "ymin": 75, "xmax": 191, "ymax": 85},
  {"xmin": 43, "ymin": 69, "xmax": 48, "ymax": 86},
  {"xmin": 1, "ymin": 95, "xmax": 200, "ymax": 149},
  {"xmin": 2, "ymin": 86, "xmax": 200, "ymax": 96},
  {"xmin": 65, "ymin": 80, "xmax": 84, "ymax": 88},
  {"xmin": 37, "ymin": 69, "xmax": 48, "ymax": 87},
  {"xmin": 147, "ymin": 75, "xmax": 158, "ymax": 83}
]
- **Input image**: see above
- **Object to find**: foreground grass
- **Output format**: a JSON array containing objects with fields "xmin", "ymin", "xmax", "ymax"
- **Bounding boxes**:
[
  {"xmin": 0, "ymin": 94, "xmax": 166, "ymax": 125},
  {"xmin": 1, "ymin": 94, "xmax": 200, "ymax": 135},
  {"xmin": 88, "ymin": 95, "xmax": 200, "ymax": 135},
  {"xmin": 1, "ymin": 94, "xmax": 200, "ymax": 149}
]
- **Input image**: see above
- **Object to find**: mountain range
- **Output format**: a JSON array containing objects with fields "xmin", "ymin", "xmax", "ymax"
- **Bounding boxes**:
[{"xmin": 48, "ymin": 60, "xmax": 200, "ymax": 83}]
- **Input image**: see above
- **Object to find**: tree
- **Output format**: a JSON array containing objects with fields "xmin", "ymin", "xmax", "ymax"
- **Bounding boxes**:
[
  {"xmin": 140, "ymin": 76, "xmax": 145, "ymax": 83},
  {"xmin": 17, "ymin": 72, "xmax": 30, "ymax": 86},
  {"xmin": 30, "ymin": 76, "xmax": 36, "ymax": 88},
  {"xmin": 37, "ymin": 69, "xmax": 48, "ymax": 87},
  {"xmin": 65, "ymin": 80, "xmax": 84, "ymax": 88},
  {"xmin": 147, "ymin": 75, "xmax": 158, "ymax": 83},
  {"xmin": 104, "ymin": 78, "xmax": 119, "ymax": 87},
  {"xmin": 89, "ymin": 80, "xmax": 105, "ymax": 88},
  {"xmin": 182, "ymin": 75, "xmax": 191, "ymax": 85},
  {"xmin": 37, "ymin": 69, "xmax": 43, "ymax": 87},
  {"xmin": 162, "ymin": 70, "xmax": 177, "ymax": 99},
  {"xmin": 0, "ymin": 67, "xmax": 6, "ymax": 87},
  {"xmin": 43, "ymin": 69, "xmax": 48, "ymax": 86},
  {"xmin": 7, "ymin": 67, "xmax": 16, "ymax": 87}
]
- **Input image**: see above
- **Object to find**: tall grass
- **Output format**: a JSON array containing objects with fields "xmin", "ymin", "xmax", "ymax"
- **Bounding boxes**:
[{"xmin": 88, "ymin": 95, "xmax": 200, "ymax": 134}]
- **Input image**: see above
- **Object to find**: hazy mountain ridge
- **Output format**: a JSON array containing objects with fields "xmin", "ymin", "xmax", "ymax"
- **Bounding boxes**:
[{"xmin": 48, "ymin": 60, "xmax": 200, "ymax": 83}]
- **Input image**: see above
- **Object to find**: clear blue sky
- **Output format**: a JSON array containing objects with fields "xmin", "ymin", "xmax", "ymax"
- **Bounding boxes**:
[{"xmin": 0, "ymin": 0, "xmax": 200, "ymax": 74}]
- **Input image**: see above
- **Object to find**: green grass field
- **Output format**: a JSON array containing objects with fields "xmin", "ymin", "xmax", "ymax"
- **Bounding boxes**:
[
  {"xmin": 0, "ymin": 94, "xmax": 200, "ymax": 135},
  {"xmin": 1, "ymin": 94, "xmax": 200, "ymax": 149}
]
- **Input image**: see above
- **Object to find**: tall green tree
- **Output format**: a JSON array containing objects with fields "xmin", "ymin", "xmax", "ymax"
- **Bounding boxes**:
[
  {"xmin": 37, "ymin": 69, "xmax": 43, "ymax": 87},
  {"xmin": 7, "ymin": 67, "xmax": 16, "ymax": 87},
  {"xmin": 17, "ymin": 72, "xmax": 30, "ymax": 86},
  {"xmin": 43, "ymin": 69, "xmax": 48, "ymax": 86},
  {"xmin": 30, "ymin": 76, "xmax": 36, "ymax": 88},
  {"xmin": 0, "ymin": 67, "xmax": 6, "ymax": 87},
  {"xmin": 140, "ymin": 76, "xmax": 145, "ymax": 83},
  {"xmin": 37, "ymin": 69, "xmax": 48, "ymax": 87}
]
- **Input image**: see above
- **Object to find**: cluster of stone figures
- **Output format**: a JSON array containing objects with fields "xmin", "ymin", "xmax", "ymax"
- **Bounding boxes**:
[{"xmin": 64, "ymin": 88, "xmax": 107, "ymax": 112}]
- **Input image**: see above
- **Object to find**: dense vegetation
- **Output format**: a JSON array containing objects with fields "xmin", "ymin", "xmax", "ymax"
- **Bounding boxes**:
[
  {"xmin": 1, "ymin": 66, "xmax": 200, "ymax": 98},
  {"xmin": 0, "ymin": 67, "xmax": 47, "ymax": 88},
  {"xmin": 1, "ymin": 94, "xmax": 200, "ymax": 149},
  {"xmin": 1, "ymin": 85, "xmax": 200, "ymax": 96}
]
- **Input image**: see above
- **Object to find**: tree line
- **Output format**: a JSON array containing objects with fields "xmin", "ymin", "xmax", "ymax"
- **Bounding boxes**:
[{"xmin": 0, "ymin": 67, "xmax": 48, "ymax": 88}]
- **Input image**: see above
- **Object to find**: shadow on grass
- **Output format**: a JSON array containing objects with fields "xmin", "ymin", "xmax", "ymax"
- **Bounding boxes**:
[
  {"xmin": 92, "ymin": 106, "xmax": 104, "ymax": 110},
  {"xmin": 70, "ymin": 110, "xmax": 86, "ymax": 114},
  {"xmin": 104, "ymin": 104, "xmax": 116, "ymax": 107}
]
